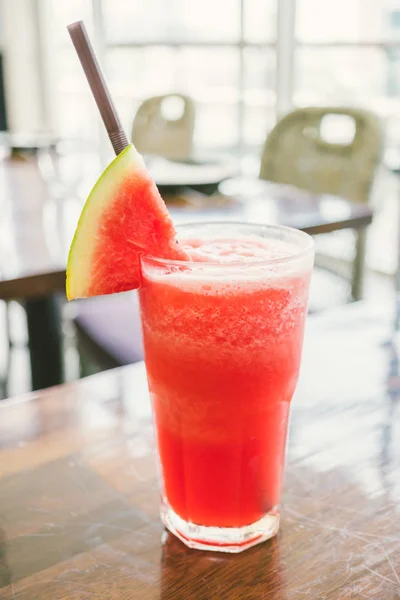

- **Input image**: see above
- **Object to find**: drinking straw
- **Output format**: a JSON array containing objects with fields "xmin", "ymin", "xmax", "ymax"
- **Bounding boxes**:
[{"xmin": 67, "ymin": 21, "xmax": 129, "ymax": 156}]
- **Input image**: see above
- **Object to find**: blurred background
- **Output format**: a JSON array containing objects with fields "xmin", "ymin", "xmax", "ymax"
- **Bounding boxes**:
[
  {"xmin": 3, "ymin": 0, "xmax": 400, "ymax": 157},
  {"xmin": 1, "ymin": 0, "xmax": 400, "ymax": 397}
]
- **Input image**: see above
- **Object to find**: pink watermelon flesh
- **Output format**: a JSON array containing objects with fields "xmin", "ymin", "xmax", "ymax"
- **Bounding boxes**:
[
  {"xmin": 67, "ymin": 145, "xmax": 189, "ymax": 299},
  {"xmin": 88, "ymin": 173, "xmax": 185, "ymax": 295}
]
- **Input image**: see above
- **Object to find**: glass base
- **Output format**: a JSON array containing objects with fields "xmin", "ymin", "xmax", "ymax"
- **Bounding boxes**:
[{"xmin": 161, "ymin": 500, "xmax": 280, "ymax": 553}]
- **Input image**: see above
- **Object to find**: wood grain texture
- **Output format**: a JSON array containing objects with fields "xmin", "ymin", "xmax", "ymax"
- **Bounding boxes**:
[
  {"xmin": 0, "ymin": 157, "xmax": 372, "ymax": 300},
  {"xmin": 0, "ymin": 302, "xmax": 399, "ymax": 598}
]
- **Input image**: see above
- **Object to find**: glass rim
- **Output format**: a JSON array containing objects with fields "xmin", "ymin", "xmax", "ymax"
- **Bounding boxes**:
[{"xmin": 142, "ymin": 221, "xmax": 315, "ymax": 268}]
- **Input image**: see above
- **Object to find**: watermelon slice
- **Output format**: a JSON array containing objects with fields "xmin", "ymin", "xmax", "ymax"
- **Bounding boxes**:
[{"xmin": 67, "ymin": 144, "xmax": 189, "ymax": 299}]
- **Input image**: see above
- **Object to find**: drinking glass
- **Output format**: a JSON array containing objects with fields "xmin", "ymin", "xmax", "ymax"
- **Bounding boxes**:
[{"xmin": 138, "ymin": 222, "xmax": 314, "ymax": 552}]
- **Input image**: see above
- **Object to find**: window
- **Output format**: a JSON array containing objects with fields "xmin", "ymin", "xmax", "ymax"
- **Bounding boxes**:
[
  {"xmin": 295, "ymin": 0, "xmax": 400, "ymax": 147},
  {"xmin": 103, "ymin": 0, "xmax": 241, "ymax": 43},
  {"xmin": 297, "ymin": 0, "xmax": 400, "ymax": 43},
  {"xmin": 44, "ymin": 0, "xmax": 400, "ymax": 153},
  {"xmin": 103, "ymin": 0, "xmax": 277, "ymax": 152},
  {"xmin": 47, "ymin": 0, "xmax": 277, "ymax": 153},
  {"xmin": 47, "ymin": 0, "xmax": 97, "ymax": 140}
]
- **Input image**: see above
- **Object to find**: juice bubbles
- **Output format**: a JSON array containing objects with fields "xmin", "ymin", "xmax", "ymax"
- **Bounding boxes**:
[{"xmin": 139, "ymin": 223, "xmax": 314, "ymax": 552}]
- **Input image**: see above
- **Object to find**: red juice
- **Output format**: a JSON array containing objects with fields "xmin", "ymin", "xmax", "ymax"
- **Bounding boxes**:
[{"xmin": 139, "ymin": 223, "xmax": 314, "ymax": 551}]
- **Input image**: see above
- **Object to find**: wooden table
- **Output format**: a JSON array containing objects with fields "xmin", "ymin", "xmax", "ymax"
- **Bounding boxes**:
[
  {"xmin": 0, "ymin": 157, "xmax": 373, "ymax": 391},
  {"xmin": 0, "ymin": 302, "xmax": 399, "ymax": 599}
]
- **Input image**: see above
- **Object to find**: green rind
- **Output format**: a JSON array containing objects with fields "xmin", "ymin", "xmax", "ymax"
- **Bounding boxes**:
[{"xmin": 66, "ymin": 144, "xmax": 142, "ymax": 300}]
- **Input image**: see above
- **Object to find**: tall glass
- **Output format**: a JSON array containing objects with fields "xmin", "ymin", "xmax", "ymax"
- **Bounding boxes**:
[{"xmin": 138, "ymin": 222, "xmax": 314, "ymax": 552}]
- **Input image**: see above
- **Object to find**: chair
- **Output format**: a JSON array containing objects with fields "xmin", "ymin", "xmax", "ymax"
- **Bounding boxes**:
[
  {"xmin": 260, "ymin": 107, "xmax": 383, "ymax": 300},
  {"xmin": 132, "ymin": 94, "xmax": 195, "ymax": 161},
  {"xmin": 73, "ymin": 292, "xmax": 144, "ymax": 377}
]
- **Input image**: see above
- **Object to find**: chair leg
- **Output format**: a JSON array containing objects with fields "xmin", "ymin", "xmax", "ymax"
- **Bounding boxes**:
[
  {"xmin": 77, "ymin": 340, "xmax": 101, "ymax": 378},
  {"xmin": 0, "ymin": 301, "xmax": 13, "ymax": 399},
  {"xmin": 352, "ymin": 229, "xmax": 367, "ymax": 301}
]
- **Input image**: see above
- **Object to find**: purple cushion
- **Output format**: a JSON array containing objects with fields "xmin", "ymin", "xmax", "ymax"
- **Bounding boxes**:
[{"xmin": 73, "ymin": 291, "xmax": 144, "ymax": 365}]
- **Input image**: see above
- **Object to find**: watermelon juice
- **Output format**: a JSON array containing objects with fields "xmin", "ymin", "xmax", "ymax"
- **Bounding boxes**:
[{"xmin": 138, "ymin": 223, "xmax": 314, "ymax": 552}]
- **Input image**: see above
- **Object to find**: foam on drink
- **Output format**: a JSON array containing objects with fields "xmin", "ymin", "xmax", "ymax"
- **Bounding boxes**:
[{"xmin": 142, "ymin": 235, "xmax": 311, "ymax": 298}]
